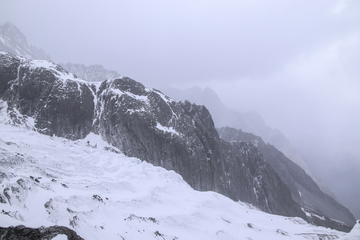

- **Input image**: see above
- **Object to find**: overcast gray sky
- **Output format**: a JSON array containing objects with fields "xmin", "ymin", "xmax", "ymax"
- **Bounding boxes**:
[
  {"xmin": 1, "ymin": 0, "xmax": 360, "ymax": 216},
  {"xmin": 1, "ymin": 0, "xmax": 359, "ymax": 137}
]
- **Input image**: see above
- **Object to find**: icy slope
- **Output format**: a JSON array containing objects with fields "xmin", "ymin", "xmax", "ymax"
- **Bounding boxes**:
[
  {"xmin": 0, "ymin": 122, "xmax": 347, "ymax": 239},
  {"xmin": 340, "ymin": 221, "xmax": 360, "ymax": 240}
]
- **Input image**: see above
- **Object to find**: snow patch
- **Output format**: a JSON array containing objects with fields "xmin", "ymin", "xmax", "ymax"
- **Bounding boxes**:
[
  {"xmin": 111, "ymin": 88, "xmax": 149, "ymax": 103},
  {"xmin": 339, "ymin": 220, "xmax": 360, "ymax": 240},
  {"xmin": 25, "ymin": 59, "xmax": 88, "ymax": 84},
  {"xmin": 155, "ymin": 122, "xmax": 178, "ymax": 135},
  {"xmin": 52, "ymin": 235, "xmax": 68, "ymax": 240}
]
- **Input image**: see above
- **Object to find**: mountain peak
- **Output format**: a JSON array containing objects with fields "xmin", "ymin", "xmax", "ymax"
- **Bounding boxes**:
[
  {"xmin": 0, "ymin": 22, "xmax": 51, "ymax": 61},
  {"xmin": 1, "ymin": 22, "xmax": 27, "ymax": 45}
]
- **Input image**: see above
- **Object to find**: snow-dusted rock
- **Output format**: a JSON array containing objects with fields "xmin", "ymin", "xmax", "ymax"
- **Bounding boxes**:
[
  {"xmin": 0, "ymin": 225, "xmax": 84, "ymax": 240},
  {"xmin": 1, "ymin": 51, "xmax": 95, "ymax": 139},
  {"xmin": 92, "ymin": 77, "xmax": 305, "ymax": 218},
  {"xmin": 218, "ymin": 126, "xmax": 356, "ymax": 232}
]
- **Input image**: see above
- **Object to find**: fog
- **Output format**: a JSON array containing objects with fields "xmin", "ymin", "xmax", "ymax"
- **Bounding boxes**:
[{"xmin": 1, "ymin": 0, "xmax": 360, "ymax": 217}]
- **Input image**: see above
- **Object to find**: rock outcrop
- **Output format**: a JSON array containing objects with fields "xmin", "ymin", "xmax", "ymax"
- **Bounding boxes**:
[
  {"xmin": 218, "ymin": 126, "xmax": 356, "ymax": 232},
  {"xmin": 162, "ymin": 86, "xmax": 311, "ymax": 173},
  {"xmin": 0, "ymin": 225, "xmax": 84, "ymax": 240},
  {"xmin": 0, "ymin": 52, "xmax": 95, "ymax": 139}
]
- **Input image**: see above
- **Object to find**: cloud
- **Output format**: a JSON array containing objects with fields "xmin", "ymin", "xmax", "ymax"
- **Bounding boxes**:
[{"xmin": 4, "ymin": 0, "xmax": 357, "ymax": 87}]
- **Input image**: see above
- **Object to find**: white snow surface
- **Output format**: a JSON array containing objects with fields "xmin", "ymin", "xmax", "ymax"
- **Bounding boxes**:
[
  {"xmin": 155, "ymin": 122, "xmax": 179, "ymax": 135},
  {"xmin": 25, "ymin": 60, "xmax": 83, "ymax": 82},
  {"xmin": 340, "ymin": 221, "xmax": 360, "ymax": 240},
  {"xmin": 0, "ymin": 122, "xmax": 352, "ymax": 239}
]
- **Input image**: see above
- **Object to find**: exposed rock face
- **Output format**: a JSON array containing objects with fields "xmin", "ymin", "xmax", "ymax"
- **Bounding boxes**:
[
  {"xmin": 0, "ymin": 51, "xmax": 353, "ymax": 231},
  {"xmin": 162, "ymin": 86, "xmax": 311, "ymax": 173},
  {"xmin": 94, "ymin": 78, "xmax": 221, "ymax": 192},
  {"xmin": 0, "ymin": 225, "xmax": 84, "ymax": 240},
  {"xmin": 219, "ymin": 140, "xmax": 303, "ymax": 217},
  {"xmin": 91, "ymin": 77, "xmax": 303, "ymax": 217},
  {"xmin": 60, "ymin": 62, "xmax": 122, "ymax": 82},
  {"xmin": 0, "ymin": 52, "xmax": 21, "ymax": 97},
  {"xmin": 217, "ymin": 126, "xmax": 356, "ymax": 232},
  {"xmin": 0, "ymin": 22, "xmax": 51, "ymax": 61},
  {"xmin": 163, "ymin": 86, "xmax": 341, "ymax": 208},
  {"xmin": 0, "ymin": 51, "xmax": 95, "ymax": 139}
]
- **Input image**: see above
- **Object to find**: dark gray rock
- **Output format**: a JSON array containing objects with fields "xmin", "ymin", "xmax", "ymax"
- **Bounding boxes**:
[
  {"xmin": 217, "ymin": 126, "xmax": 356, "ymax": 232},
  {"xmin": 94, "ymin": 78, "xmax": 223, "ymax": 192},
  {"xmin": 0, "ymin": 51, "xmax": 21, "ymax": 97},
  {"xmin": 220, "ymin": 140, "xmax": 304, "ymax": 217},
  {"xmin": 162, "ymin": 86, "xmax": 310, "ymax": 172},
  {"xmin": 1, "ymin": 52, "xmax": 95, "ymax": 139},
  {"xmin": 0, "ymin": 225, "xmax": 84, "ymax": 240}
]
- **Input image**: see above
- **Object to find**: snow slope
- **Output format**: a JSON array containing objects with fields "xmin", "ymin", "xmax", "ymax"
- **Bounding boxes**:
[
  {"xmin": 0, "ymin": 120, "xmax": 351, "ymax": 239},
  {"xmin": 340, "ymin": 221, "xmax": 360, "ymax": 240}
]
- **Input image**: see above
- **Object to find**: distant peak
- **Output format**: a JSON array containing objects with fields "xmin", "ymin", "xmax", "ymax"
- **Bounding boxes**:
[
  {"xmin": 2, "ymin": 21, "xmax": 18, "ymax": 30},
  {"xmin": 2, "ymin": 22, "xmax": 26, "ymax": 40}
]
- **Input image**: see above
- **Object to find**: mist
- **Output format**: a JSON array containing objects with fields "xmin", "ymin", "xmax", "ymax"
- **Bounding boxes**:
[{"xmin": 1, "ymin": 0, "xmax": 359, "ymax": 217}]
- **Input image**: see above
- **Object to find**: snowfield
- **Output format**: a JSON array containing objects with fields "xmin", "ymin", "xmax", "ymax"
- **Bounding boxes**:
[{"xmin": 0, "ymin": 120, "xmax": 355, "ymax": 239}]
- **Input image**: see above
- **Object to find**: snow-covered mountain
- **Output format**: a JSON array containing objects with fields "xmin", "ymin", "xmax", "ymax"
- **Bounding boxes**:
[
  {"xmin": 0, "ymin": 117, "xmax": 353, "ymax": 239},
  {"xmin": 0, "ymin": 51, "xmax": 356, "ymax": 234},
  {"xmin": 1, "ymin": 21, "xmax": 335, "ymax": 210},
  {"xmin": 0, "ymin": 51, "xmax": 304, "ymax": 218},
  {"xmin": 0, "ymin": 22, "xmax": 51, "ymax": 61}
]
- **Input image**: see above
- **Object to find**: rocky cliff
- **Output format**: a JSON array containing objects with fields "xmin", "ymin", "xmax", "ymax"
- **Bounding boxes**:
[
  {"xmin": 0, "ymin": 225, "xmax": 84, "ymax": 240},
  {"xmin": 0, "ymin": 52, "xmax": 95, "ymax": 139},
  {"xmin": 162, "ymin": 86, "xmax": 311, "ymax": 172},
  {"xmin": 218, "ymin": 126, "xmax": 356, "ymax": 232},
  {"xmin": 163, "ymin": 86, "xmax": 339, "ymax": 204}
]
